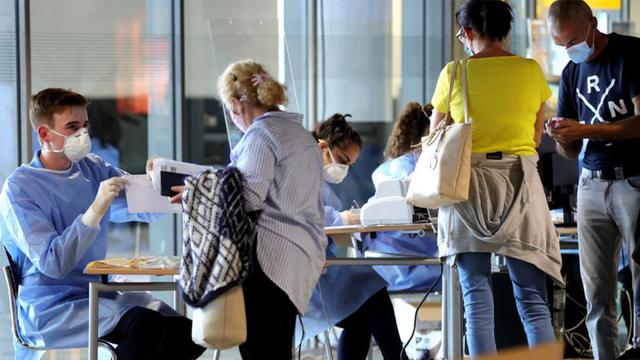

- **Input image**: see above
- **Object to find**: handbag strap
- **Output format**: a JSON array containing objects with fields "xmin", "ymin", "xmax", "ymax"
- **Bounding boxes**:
[
  {"xmin": 461, "ymin": 58, "xmax": 471, "ymax": 124},
  {"xmin": 444, "ymin": 60, "xmax": 459, "ymax": 126}
]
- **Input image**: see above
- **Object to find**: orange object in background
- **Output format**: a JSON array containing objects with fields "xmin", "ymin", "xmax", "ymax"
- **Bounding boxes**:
[
  {"xmin": 114, "ymin": 17, "xmax": 170, "ymax": 115},
  {"xmin": 542, "ymin": 0, "xmax": 621, "ymax": 10}
]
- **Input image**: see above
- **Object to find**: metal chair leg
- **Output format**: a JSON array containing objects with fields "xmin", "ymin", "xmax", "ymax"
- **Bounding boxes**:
[
  {"xmin": 212, "ymin": 349, "xmax": 221, "ymax": 360},
  {"xmin": 323, "ymin": 330, "xmax": 335, "ymax": 360},
  {"xmin": 97, "ymin": 340, "xmax": 118, "ymax": 360}
]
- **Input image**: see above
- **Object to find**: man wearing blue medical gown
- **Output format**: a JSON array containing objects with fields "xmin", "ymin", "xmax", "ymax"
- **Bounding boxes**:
[{"xmin": 0, "ymin": 88, "xmax": 204, "ymax": 360}]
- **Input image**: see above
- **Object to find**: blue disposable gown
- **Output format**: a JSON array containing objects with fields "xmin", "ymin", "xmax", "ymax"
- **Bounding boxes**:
[
  {"xmin": 297, "ymin": 183, "xmax": 388, "ymax": 341},
  {"xmin": 0, "ymin": 152, "xmax": 176, "ymax": 359},
  {"xmin": 368, "ymin": 153, "xmax": 441, "ymax": 292}
]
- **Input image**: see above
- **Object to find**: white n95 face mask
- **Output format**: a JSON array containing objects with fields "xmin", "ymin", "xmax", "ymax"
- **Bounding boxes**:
[
  {"xmin": 323, "ymin": 148, "xmax": 349, "ymax": 184},
  {"xmin": 566, "ymin": 25, "xmax": 594, "ymax": 64},
  {"xmin": 44, "ymin": 127, "xmax": 92, "ymax": 162}
]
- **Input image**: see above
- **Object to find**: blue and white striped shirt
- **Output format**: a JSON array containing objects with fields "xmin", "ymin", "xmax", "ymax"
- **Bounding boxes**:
[{"xmin": 230, "ymin": 111, "xmax": 326, "ymax": 313}]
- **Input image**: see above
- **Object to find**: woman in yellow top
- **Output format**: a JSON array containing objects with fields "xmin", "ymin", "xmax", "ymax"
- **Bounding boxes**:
[{"xmin": 430, "ymin": 1, "xmax": 562, "ymax": 357}]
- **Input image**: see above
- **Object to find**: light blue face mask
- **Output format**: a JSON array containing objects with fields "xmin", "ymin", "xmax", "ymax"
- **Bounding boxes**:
[
  {"xmin": 463, "ymin": 41, "xmax": 474, "ymax": 57},
  {"xmin": 566, "ymin": 24, "xmax": 594, "ymax": 64},
  {"xmin": 457, "ymin": 28, "xmax": 474, "ymax": 57}
]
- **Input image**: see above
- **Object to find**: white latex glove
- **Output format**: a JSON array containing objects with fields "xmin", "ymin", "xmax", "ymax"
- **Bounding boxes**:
[
  {"xmin": 82, "ymin": 177, "xmax": 129, "ymax": 227},
  {"xmin": 146, "ymin": 157, "xmax": 160, "ymax": 177},
  {"xmin": 146, "ymin": 157, "xmax": 162, "ymax": 190}
]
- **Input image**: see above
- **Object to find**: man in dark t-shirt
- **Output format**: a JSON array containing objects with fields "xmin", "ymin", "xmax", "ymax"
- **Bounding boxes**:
[{"xmin": 547, "ymin": 2, "xmax": 640, "ymax": 360}]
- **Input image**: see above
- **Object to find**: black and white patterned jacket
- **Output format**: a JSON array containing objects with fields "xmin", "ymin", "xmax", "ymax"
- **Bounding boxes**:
[{"xmin": 179, "ymin": 167, "xmax": 259, "ymax": 307}]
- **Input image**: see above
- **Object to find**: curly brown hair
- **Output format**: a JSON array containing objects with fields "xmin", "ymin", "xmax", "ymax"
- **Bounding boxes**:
[{"xmin": 384, "ymin": 102, "xmax": 433, "ymax": 159}]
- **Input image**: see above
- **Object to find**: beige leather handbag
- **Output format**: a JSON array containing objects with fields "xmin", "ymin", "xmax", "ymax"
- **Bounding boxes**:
[
  {"xmin": 407, "ymin": 59, "xmax": 472, "ymax": 209},
  {"xmin": 191, "ymin": 285, "xmax": 247, "ymax": 349}
]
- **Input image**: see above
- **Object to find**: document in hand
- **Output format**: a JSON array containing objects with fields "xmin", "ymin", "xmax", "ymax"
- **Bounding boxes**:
[
  {"xmin": 123, "ymin": 175, "xmax": 182, "ymax": 213},
  {"xmin": 150, "ymin": 158, "xmax": 215, "ymax": 196}
]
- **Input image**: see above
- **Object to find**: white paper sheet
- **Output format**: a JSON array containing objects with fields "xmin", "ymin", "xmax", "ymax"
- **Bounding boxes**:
[
  {"xmin": 123, "ymin": 175, "xmax": 182, "ymax": 213},
  {"xmin": 149, "ymin": 158, "xmax": 215, "ymax": 192}
]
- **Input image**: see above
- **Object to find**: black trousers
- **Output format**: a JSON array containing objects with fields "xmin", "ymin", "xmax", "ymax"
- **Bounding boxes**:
[
  {"xmin": 239, "ymin": 264, "xmax": 298, "ymax": 360},
  {"xmin": 335, "ymin": 288, "xmax": 408, "ymax": 360},
  {"xmin": 102, "ymin": 306, "xmax": 206, "ymax": 360}
]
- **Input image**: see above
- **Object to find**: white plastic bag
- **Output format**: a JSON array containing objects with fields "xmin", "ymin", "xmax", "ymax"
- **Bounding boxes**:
[{"xmin": 191, "ymin": 285, "xmax": 247, "ymax": 349}]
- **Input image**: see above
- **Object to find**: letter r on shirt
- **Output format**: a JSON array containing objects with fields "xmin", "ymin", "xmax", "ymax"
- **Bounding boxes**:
[{"xmin": 587, "ymin": 76, "xmax": 601, "ymax": 94}]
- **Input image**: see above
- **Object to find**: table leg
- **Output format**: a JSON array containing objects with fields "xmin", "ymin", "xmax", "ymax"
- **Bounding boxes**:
[
  {"xmin": 173, "ymin": 282, "xmax": 186, "ymax": 315},
  {"xmin": 323, "ymin": 330, "xmax": 335, "ymax": 360},
  {"xmin": 350, "ymin": 235, "xmax": 360, "ymax": 257},
  {"xmin": 633, "ymin": 307, "xmax": 640, "ymax": 348},
  {"xmin": 88, "ymin": 282, "xmax": 99, "ymax": 360},
  {"xmin": 442, "ymin": 262, "xmax": 463, "ymax": 360}
]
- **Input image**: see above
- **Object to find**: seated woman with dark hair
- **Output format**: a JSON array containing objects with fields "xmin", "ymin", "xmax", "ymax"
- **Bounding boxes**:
[
  {"xmin": 367, "ymin": 102, "xmax": 442, "ymax": 292},
  {"xmin": 300, "ymin": 114, "xmax": 407, "ymax": 360}
]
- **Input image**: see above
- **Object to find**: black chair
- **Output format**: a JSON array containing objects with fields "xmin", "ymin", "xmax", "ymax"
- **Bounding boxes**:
[{"xmin": 2, "ymin": 248, "xmax": 117, "ymax": 358}]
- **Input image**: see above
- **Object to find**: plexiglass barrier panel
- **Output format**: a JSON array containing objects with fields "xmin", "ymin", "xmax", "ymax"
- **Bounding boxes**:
[{"xmin": 208, "ymin": 17, "xmax": 301, "ymax": 149}]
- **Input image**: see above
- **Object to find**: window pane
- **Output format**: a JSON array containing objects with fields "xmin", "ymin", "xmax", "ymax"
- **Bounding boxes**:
[
  {"xmin": 0, "ymin": 3, "xmax": 17, "ymax": 358},
  {"xmin": 321, "ymin": 0, "xmax": 440, "ymax": 207},
  {"xmin": 30, "ymin": 0, "xmax": 175, "ymax": 258},
  {"xmin": 0, "ymin": 0, "xmax": 17, "ymax": 182}
]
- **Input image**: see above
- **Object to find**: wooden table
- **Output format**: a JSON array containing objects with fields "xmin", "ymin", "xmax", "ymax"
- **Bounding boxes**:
[
  {"xmin": 84, "ymin": 261, "xmax": 184, "ymax": 360},
  {"xmin": 324, "ymin": 223, "xmax": 433, "ymax": 248},
  {"xmin": 322, "ymin": 223, "xmax": 467, "ymax": 359},
  {"xmin": 85, "ymin": 261, "xmax": 179, "ymax": 277},
  {"xmin": 557, "ymin": 226, "xmax": 578, "ymax": 236},
  {"xmin": 88, "ymin": 222, "xmax": 577, "ymax": 360}
]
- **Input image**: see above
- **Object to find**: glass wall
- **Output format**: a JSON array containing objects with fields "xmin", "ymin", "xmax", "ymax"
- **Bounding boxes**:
[
  {"xmin": 0, "ymin": 0, "xmax": 18, "ymax": 182},
  {"xmin": 29, "ymin": 0, "xmax": 176, "ymax": 258},
  {"xmin": 0, "ymin": 1, "xmax": 455, "ymax": 358},
  {"xmin": 184, "ymin": 0, "xmax": 305, "ymax": 166},
  {"xmin": 0, "ymin": 2, "xmax": 18, "ymax": 358},
  {"xmin": 321, "ymin": 0, "xmax": 452, "ymax": 208},
  {"xmin": 181, "ymin": 1, "xmax": 454, "ymax": 208}
]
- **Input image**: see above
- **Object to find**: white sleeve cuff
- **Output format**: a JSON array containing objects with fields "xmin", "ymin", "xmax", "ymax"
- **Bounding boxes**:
[{"xmin": 81, "ymin": 207, "xmax": 103, "ymax": 228}]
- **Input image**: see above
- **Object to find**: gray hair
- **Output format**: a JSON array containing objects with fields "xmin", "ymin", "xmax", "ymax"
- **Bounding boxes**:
[{"xmin": 548, "ymin": 0, "xmax": 593, "ymax": 31}]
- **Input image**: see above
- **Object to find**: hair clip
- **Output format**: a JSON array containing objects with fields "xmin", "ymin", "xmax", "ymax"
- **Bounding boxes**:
[{"xmin": 251, "ymin": 73, "xmax": 270, "ymax": 87}]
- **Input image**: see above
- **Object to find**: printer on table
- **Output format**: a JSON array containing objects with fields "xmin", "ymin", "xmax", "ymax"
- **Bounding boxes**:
[{"xmin": 360, "ymin": 179, "xmax": 414, "ymax": 226}]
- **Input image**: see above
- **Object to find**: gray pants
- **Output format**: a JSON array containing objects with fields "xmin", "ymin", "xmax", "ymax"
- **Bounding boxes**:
[{"xmin": 578, "ymin": 171, "xmax": 640, "ymax": 360}]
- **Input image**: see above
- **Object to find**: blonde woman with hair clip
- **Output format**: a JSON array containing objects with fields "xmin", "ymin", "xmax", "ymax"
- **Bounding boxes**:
[{"xmin": 172, "ymin": 60, "xmax": 326, "ymax": 360}]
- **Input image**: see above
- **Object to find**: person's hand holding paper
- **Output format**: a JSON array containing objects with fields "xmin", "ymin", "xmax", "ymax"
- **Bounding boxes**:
[
  {"xmin": 123, "ymin": 175, "xmax": 181, "ymax": 213},
  {"xmin": 148, "ymin": 158, "xmax": 214, "ymax": 197}
]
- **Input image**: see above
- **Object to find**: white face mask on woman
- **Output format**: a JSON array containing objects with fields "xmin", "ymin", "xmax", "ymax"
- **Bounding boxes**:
[
  {"xmin": 323, "ymin": 148, "xmax": 349, "ymax": 184},
  {"xmin": 230, "ymin": 111, "xmax": 248, "ymax": 132},
  {"xmin": 43, "ymin": 127, "xmax": 92, "ymax": 162}
]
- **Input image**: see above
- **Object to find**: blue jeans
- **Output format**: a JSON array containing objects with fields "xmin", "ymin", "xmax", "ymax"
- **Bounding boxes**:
[{"xmin": 457, "ymin": 253, "xmax": 555, "ymax": 357}]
